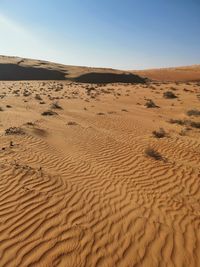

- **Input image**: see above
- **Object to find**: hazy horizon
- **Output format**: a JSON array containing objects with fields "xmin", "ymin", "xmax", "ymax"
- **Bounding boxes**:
[{"xmin": 0, "ymin": 0, "xmax": 200, "ymax": 70}]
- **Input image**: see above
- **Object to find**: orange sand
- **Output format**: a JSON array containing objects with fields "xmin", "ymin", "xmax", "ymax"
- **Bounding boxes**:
[{"xmin": 0, "ymin": 58, "xmax": 200, "ymax": 267}]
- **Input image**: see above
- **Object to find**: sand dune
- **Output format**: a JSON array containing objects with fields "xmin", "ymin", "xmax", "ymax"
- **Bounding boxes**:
[
  {"xmin": 0, "ymin": 56, "xmax": 145, "ymax": 84},
  {"xmin": 134, "ymin": 65, "xmax": 200, "ymax": 82},
  {"xmin": 0, "ymin": 57, "xmax": 200, "ymax": 266}
]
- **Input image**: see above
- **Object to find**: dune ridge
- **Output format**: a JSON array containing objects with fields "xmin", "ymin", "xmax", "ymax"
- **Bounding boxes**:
[{"xmin": 0, "ymin": 56, "xmax": 146, "ymax": 84}]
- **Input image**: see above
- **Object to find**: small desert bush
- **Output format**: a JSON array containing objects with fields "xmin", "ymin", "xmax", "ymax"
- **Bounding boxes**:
[
  {"xmin": 169, "ymin": 118, "xmax": 200, "ymax": 129},
  {"xmin": 190, "ymin": 121, "xmax": 200, "ymax": 129},
  {"xmin": 67, "ymin": 121, "xmax": 78, "ymax": 126},
  {"xmin": 179, "ymin": 128, "xmax": 190, "ymax": 136},
  {"xmin": 152, "ymin": 128, "xmax": 167, "ymax": 138},
  {"xmin": 145, "ymin": 99, "xmax": 159, "ymax": 108},
  {"xmin": 35, "ymin": 94, "xmax": 42, "ymax": 100},
  {"xmin": 186, "ymin": 109, "xmax": 200, "ymax": 117},
  {"xmin": 51, "ymin": 101, "xmax": 62, "ymax": 110},
  {"xmin": 5, "ymin": 127, "xmax": 25, "ymax": 135},
  {"xmin": 41, "ymin": 110, "xmax": 57, "ymax": 116},
  {"xmin": 96, "ymin": 112, "xmax": 105, "ymax": 115},
  {"xmin": 145, "ymin": 148, "xmax": 163, "ymax": 161},
  {"xmin": 163, "ymin": 91, "xmax": 177, "ymax": 99},
  {"xmin": 26, "ymin": 122, "xmax": 35, "ymax": 126},
  {"xmin": 169, "ymin": 119, "xmax": 186, "ymax": 126},
  {"xmin": 23, "ymin": 91, "xmax": 31, "ymax": 97}
]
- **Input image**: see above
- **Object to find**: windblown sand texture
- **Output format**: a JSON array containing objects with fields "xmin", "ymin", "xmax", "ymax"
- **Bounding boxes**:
[{"xmin": 0, "ymin": 57, "xmax": 200, "ymax": 267}]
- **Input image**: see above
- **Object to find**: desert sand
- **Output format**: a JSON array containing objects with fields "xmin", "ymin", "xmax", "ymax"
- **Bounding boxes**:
[
  {"xmin": 134, "ymin": 65, "xmax": 200, "ymax": 82},
  {"xmin": 0, "ymin": 57, "xmax": 200, "ymax": 267}
]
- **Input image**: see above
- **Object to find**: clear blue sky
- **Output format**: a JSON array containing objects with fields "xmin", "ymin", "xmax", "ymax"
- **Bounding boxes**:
[{"xmin": 0, "ymin": 0, "xmax": 199, "ymax": 69}]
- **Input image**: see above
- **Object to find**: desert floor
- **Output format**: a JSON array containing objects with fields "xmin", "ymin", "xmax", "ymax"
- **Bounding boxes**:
[{"xmin": 0, "ymin": 80, "xmax": 200, "ymax": 267}]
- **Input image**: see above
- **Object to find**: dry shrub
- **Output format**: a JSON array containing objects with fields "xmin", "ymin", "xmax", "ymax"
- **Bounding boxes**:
[
  {"xmin": 145, "ymin": 148, "xmax": 163, "ymax": 161},
  {"xmin": 152, "ymin": 128, "xmax": 167, "ymax": 138}
]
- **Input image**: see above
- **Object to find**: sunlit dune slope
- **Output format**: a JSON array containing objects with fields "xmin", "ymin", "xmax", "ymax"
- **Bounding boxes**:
[{"xmin": 134, "ymin": 65, "xmax": 200, "ymax": 82}]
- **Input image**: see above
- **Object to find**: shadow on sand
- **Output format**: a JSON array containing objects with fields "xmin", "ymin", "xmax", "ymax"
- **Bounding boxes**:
[
  {"xmin": 74, "ymin": 72, "xmax": 146, "ymax": 84},
  {"xmin": 0, "ymin": 64, "xmax": 147, "ymax": 84},
  {"xmin": 0, "ymin": 64, "xmax": 67, "ymax": 80}
]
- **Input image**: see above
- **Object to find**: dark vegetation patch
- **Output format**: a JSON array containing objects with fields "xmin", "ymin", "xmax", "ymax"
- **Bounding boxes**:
[
  {"xmin": 163, "ymin": 91, "xmax": 177, "ymax": 99},
  {"xmin": 145, "ymin": 99, "xmax": 159, "ymax": 108},
  {"xmin": 186, "ymin": 109, "xmax": 200, "ymax": 117},
  {"xmin": 25, "ymin": 122, "xmax": 35, "ymax": 126},
  {"xmin": 67, "ymin": 121, "xmax": 78, "ymax": 126},
  {"xmin": 190, "ymin": 121, "xmax": 200, "ymax": 129},
  {"xmin": 50, "ymin": 102, "xmax": 63, "ymax": 110},
  {"xmin": 145, "ymin": 148, "xmax": 163, "ymax": 161},
  {"xmin": 169, "ymin": 119, "xmax": 186, "ymax": 126},
  {"xmin": 152, "ymin": 128, "xmax": 167, "ymax": 138},
  {"xmin": 35, "ymin": 94, "xmax": 42, "ymax": 100},
  {"xmin": 96, "ymin": 112, "xmax": 105, "ymax": 115},
  {"xmin": 41, "ymin": 110, "xmax": 58, "ymax": 116},
  {"xmin": 5, "ymin": 127, "xmax": 25, "ymax": 135},
  {"xmin": 169, "ymin": 119, "xmax": 200, "ymax": 129}
]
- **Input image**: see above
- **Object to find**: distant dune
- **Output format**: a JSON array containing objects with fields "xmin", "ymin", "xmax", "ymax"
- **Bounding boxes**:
[
  {"xmin": 134, "ymin": 65, "xmax": 200, "ymax": 82},
  {"xmin": 0, "ymin": 56, "xmax": 146, "ymax": 84}
]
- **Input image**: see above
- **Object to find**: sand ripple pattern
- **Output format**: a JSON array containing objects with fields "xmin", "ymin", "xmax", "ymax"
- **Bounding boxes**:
[{"xmin": 1, "ymin": 98, "xmax": 200, "ymax": 266}]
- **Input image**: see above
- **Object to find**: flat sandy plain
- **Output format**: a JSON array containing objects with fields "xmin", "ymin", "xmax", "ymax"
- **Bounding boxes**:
[{"xmin": 0, "ymin": 57, "xmax": 200, "ymax": 266}]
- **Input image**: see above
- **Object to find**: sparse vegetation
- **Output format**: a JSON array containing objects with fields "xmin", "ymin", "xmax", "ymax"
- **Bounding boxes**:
[
  {"xmin": 96, "ymin": 112, "xmax": 105, "ymax": 115},
  {"xmin": 35, "ymin": 94, "xmax": 42, "ymax": 100},
  {"xmin": 179, "ymin": 127, "xmax": 191, "ymax": 136},
  {"xmin": 152, "ymin": 128, "xmax": 167, "ymax": 138},
  {"xmin": 23, "ymin": 91, "xmax": 31, "ymax": 97},
  {"xmin": 163, "ymin": 91, "xmax": 177, "ymax": 99},
  {"xmin": 145, "ymin": 99, "xmax": 159, "ymax": 108},
  {"xmin": 5, "ymin": 127, "xmax": 25, "ymax": 135},
  {"xmin": 145, "ymin": 148, "xmax": 163, "ymax": 160},
  {"xmin": 190, "ymin": 121, "xmax": 200, "ymax": 129},
  {"xmin": 169, "ymin": 118, "xmax": 200, "ymax": 129},
  {"xmin": 51, "ymin": 101, "xmax": 62, "ymax": 110},
  {"xmin": 169, "ymin": 119, "xmax": 186, "ymax": 126},
  {"xmin": 41, "ymin": 110, "xmax": 57, "ymax": 116},
  {"xmin": 26, "ymin": 122, "xmax": 35, "ymax": 126},
  {"xmin": 186, "ymin": 109, "xmax": 200, "ymax": 117},
  {"xmin": 67, "ymin": 121, "xmax": 78, "ymax": 126}
]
